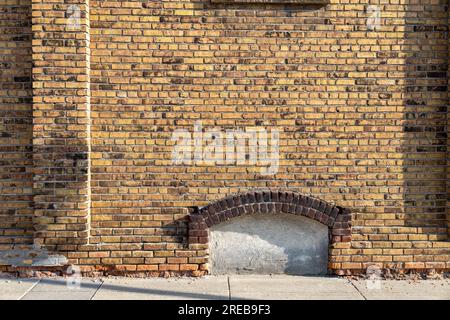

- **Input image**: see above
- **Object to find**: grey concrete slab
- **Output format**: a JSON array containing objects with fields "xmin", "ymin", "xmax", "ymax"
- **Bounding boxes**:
[
  {"xmin": 20, "ymin": 278, "xmax": 103, "ymax": 300},
  {"xmin": 351, "ymin": 279, "xmax": 450, "ymax": 300},
  {"xmin": 1, "ymin": 276, "xmax": 449, "ymax": 300},
  {"xmin": 210, "ymin": 214, "xmax": 328, "ymax": 275},
  {"xmin": 0, "ymin": 278, "xmax": 39, "ymax": 300},
  {"xmin": 93, "ymin": 276, "xmax": 230, "ymax": 300},
  {"xmin": 21, "ymin": 291, "xmax": 98, "ymax": 300},
  {"xmin": 29, "ymin": 278, "xmax": 103, "ymax": 292},
  {"xmin": 229, "ymin": 275, "xmax": 363, "ymax": 300}
]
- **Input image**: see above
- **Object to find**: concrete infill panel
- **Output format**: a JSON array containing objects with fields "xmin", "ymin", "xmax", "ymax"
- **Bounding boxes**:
[
  {"xmin": 0, "ymin": 248, "xmax": 67, "ymax": 267},
  {"xmin": 209, "ymin": 213, "xmax": 328, "ymax": 275}
]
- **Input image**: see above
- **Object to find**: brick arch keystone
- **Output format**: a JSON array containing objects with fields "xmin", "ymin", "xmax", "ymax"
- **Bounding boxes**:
[{"xmin": 188, "ymin": 191, "xmax": 351, "ymax": 246}]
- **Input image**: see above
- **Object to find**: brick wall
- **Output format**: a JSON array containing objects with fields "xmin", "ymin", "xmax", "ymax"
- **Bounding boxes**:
[
  {"xmin": 0, "ymin": 0, "xmax": 33, "ymax": 249},
  {"xmin": 32, "ymin": 0, "xmax": 91, "ymax": 250},
  {"xmin": 87, "ymin": 0, "xmax": 449, "ymax": 274},
  {"xmin": 447, "ymin": 0, "xmax": 450, "ymax": 241},
  {"xmin": 0, "ymin": 0, "xmax": 448, "ymax": 275}
]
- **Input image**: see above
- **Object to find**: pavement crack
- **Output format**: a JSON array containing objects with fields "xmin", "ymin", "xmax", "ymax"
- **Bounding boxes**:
[
  {"xmin": 90, "ymin": 279, "xmax": 104, "ymax": 300},
  {"xmin": 227, "ymin": 276, "xmax": 231, "ymax": 300},
  {"xmin": 17, "ymin": 279, "xmax": 40, "ymax": 300},
  {"xmin": 349, "ymin": 280, "xmax": 367, "ymax": 300}
]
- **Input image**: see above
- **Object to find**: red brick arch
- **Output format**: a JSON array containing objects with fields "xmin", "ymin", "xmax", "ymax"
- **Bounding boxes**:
[{"xmin": 188, "ymin": 191, "xmax": 351, "ymax": 246}]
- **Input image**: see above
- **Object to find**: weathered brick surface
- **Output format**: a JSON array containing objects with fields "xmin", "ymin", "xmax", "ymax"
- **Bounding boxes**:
[
  {"xmin": 87, "ymin": 0, "xmax": 449, "ymax": 274},
  {"xmin": 0, "ymin": 0, "xmax": 449, "ymax": 275},
  {"xmin": 32, "ymin": 0, "xmax": 91, "ymax": 249},
  {"xmin": 0, "ymin": 0, "xmax": 33, "ymax": 249},
  {"xmin": 447, "ymin": 4, "xmax": 450, "ymax": 241}
]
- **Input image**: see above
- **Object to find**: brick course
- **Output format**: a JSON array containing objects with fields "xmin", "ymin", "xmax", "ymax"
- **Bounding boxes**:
[
  {"xmin": 0, "ymin": 0, "xmax": 449, "ymax": 275},
  {"xmin": 0, "ymin": 0, "xmax": 33, "ymax": 249},
  {"xmin": 32, "ymin": 0, "xmax": 91, "ymax": 249}
]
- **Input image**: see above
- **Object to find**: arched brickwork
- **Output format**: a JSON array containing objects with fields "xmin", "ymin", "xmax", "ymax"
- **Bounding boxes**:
[{"xmin": 188, "ymin": 191, "xmax": 351, "ymax": 246}]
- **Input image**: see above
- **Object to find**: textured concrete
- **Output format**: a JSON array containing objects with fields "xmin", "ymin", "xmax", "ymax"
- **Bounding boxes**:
[
  {"xmin": 0, "ymin": 279, "xmax": 39, "ymax": 300},
  {"xmin": 229, "ymin": 275, "xmax": 363, "ymax": 300},
  {"xmin": 210, "ymin": 214, "xmax": 328, "ymax": 275},
  {"xmin": 21, "ymin": 278, "xmax": 102, "ymax": 300},
  {"xmin": 92, "ymin": 277, "xmax": 229, "ymax": 300},
  {"xmin": 1, "ymin": 276, "xmax": 449, "ymax": 300},
  {"xmin": 351, "ymin": 279, "xmax": 450, "ymax": 300}
]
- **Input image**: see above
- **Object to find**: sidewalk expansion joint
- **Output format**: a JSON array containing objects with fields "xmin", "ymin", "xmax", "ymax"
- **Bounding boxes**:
[
  {"xmin": 349, "ymin": 280, "xmax": 367, "ymax": 300},
  {"xmin": 90, "ymin": 279, "xmax": 104, "ymax": 300},
  {"xmin": 17, "ymin": 279, "xmax": 40, "ymax": 300}
]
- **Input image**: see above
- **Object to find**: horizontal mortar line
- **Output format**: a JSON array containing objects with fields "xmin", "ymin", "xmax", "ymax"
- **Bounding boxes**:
[
  {"xmin": 89, "ymin": 16, "xmax": 447, "ymax": 22},
  {"xmin": 90, "ymin": 82, "xmax": 448, "ymax": 86},
  {"xmin": 91, "ymin": 81, "xmax": 447, "ymax": 84},
  {"xmin": 52, "ymin": 51, "xmax": 440, "ymax": 57},
  {"xmin": 88, "ymin": 164, "xmax": 448, "ymax": 167},
  {"xmin": 90, "ymin": 23, "xmax": 411, "ymax": 27},
  {"xmin": 88, "ymin": 109, "xmax": 447, "ymax": 112},
  {"xmin": 88, "ymin": 203, "xmax": 447, "ymax": 207},
  {"xmin": 91, "ymin": 9, "xmax": 422, "ymax": 14},
  {"xmin": 92, "ymin": 162, "xmax": 447, "ymax": 164},
  {"xmin": 91, "ymin": 78, "xmax": 448, "ymax": 81},
  {"xmin": 89, "ymin": 24, "xmax": 449, "ymax": 29},
  {"xmin": 0, "ymin": 197, "xmax": 33, "ymax": 199},
  {"xmin": 0, "ymin": 221, "xmax": 34, "ymax": 224},
  {"xmin": 89, "ymin": 203, "xmax": 447, "ymax": 206},
  {"xmin": 88, "ymin": 61, "xmax": 448, "ymax": 67},
  {"xmin": 90, "ymin": 207, "xmax": 445, "ymax": 211},
  {"xmin": 0, "ymin": 183, "xmax": 33, "ymax": 186},
  {"xmin": 89, "ymin": 67, "xmax": 448, "ymax": 71},
  {"xmin": 90, "ymin": 41, "xmax": 446, "ymax": 45},
  {"xmin": 88, "ymin": 176, "xmax": 449, "ymax": 179},
  {"xmin": 88, "ymin": 66, "xmax": 448, "ymax": 70},
  {"xmin": 88, "ymin": 38, "xmax": 448, "ymax": 44},
  {"xmin": 89, "ymin": 88, "xmax": 447, "ymax": 92},
  {"xmin": 88, "ymin": 117, "xmax": 446, "ymax": 119},
  {"xmin": 89, "ymin": 141, "xmax": 446, "ymax": 144},
  {"xmin": 88, "ymin": 178, "xmax": 447, "ymax": 180},
  {"xmin": 88, "ymin": 44, "xmax": 446, "ymax": 49},
  {"xmin": 0, "ymin": 235, "xmax": 33, "ymax": 238},
  {"xmin": 89, "ymin": 141, "xmax": 447, "ymax": 144},
  {"xmin": 0, "ymin": 163, "xmax": 33, "ymax": 165},
  {"xmin": 25, "ymin": 151, "xmax": 446, "ymax": 153},
  {"xmin": 88, "ymin": 78, "xmax": 448, "ymax": 82},
  {"xmin": 45, "ymin": 158, "xmax": 450, "ymax": 161},
  {"xmin": 89, "ymin": 209, "xmax": 448, "ymax": 212},
  {"xmin": 90, "ymin": 20, "xmax": 448, "ymax": 25},
  {"xmin": 88, "ymin": 175, "xmax": 449, "ymax": 179},
  {"xmin": 88, "ymin": 60, "xmax": 446, "ymax": 64},
  {"xmin": 89, "ymin": 43, "xmax": 449, "ymax": 49}
]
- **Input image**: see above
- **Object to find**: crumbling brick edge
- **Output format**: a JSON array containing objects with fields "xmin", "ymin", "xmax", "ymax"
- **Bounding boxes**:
[
  {"xmin": 1, "ymin": 265, "xmax": 448, "ymax": 279},
  {"xmin": 0, "ymin": 265, "xmax": 206, "ymax": 278}
]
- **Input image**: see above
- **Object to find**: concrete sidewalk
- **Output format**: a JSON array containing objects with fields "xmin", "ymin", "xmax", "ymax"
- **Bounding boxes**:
[{"xmin": 0, "ymin": 275, "xmax": 449, "ymax": 300}]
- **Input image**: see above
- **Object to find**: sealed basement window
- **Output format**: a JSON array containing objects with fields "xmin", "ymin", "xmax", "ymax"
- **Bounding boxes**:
[{"xmin": 211, "ymin": 0, "xmax": 329, "ymax": 4}]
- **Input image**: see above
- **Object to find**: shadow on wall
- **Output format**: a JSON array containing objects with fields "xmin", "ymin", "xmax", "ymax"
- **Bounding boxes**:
[
  {"xmin": 0, "ymin": 1, "xmax": 34, "ymax": 249},
  {"xmin": 402, "ymin": 0, "xmax": 448, "ymax": 238},
  {"xmin": 209, "ymin": 213, "xmax": 329, "ymax": 275}
]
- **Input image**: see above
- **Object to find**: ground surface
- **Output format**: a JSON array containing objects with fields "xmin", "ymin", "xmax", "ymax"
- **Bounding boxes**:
[{"xmin": 0, "ymin": 275, "xmax": 449, "ymax": 300}]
